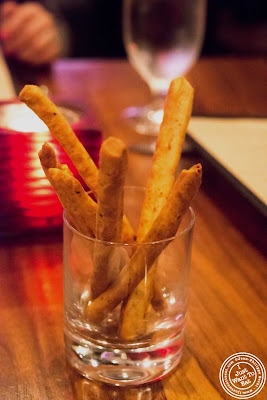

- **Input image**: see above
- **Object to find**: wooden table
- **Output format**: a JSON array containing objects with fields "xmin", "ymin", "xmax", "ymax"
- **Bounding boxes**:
[{"xmin": 0, "ymin": 57, "xmax": 266, "ymax": 399}]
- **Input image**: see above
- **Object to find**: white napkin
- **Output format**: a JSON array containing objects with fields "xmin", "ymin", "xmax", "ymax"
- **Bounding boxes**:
[
  {"xmin": 188, "ymin": 116, "xmax": 267, "ymax": 208},
  {"xmin": 0, "ymin": 46, "xmax": 16, "ymax": 100}
]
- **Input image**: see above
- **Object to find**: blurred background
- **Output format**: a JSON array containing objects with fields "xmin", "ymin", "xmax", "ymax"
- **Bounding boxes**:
[{"xmin": 0, "ymin": 0, "xmax": 266, "ymax": 67}]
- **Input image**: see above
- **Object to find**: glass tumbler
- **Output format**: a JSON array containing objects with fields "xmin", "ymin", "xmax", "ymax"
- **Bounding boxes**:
[{"xmin": 63, "ymin": 186, "xmax": 195, "ymax": 386}]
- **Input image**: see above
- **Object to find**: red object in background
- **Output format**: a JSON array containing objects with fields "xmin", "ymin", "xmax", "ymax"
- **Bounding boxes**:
[{"xmin": 0, "ymin": 101, "xmax": 102, "ymax": 236}]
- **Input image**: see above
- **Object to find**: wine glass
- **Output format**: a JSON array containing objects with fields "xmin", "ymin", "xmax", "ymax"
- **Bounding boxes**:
[{"xmin": 122, "ymin": 0, "xmax": 206, "ymax": 138}]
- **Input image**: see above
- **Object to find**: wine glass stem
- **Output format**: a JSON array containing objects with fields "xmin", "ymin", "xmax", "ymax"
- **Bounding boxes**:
[
  {"xmin": 145, "ymin": 91, "xmax": 167, "ymax": 125},
  {"xmin": 151, "ymin": 91, "xmax": 166, "ymax": 108}
]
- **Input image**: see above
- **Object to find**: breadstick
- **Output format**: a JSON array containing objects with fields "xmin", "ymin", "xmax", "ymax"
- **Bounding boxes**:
[
  {"xmin": 20, "ymin": 85, "xmax": 99, "ymax": 196},
  {"xmin": 38, "ymin": 142, "xmax": 61, "ymax": 178},
  {"xmin": 91, "ymin": 137, "xmax": 128, "ymax": 299},
  {"xmin": 39, "ymin": 144, "xmax": 93, "ymax": 278},
  {"xmin": 86, "ymin": 164, "xmax": 202, "ymax": 324},
  {"xmin": 39, "ymin": 143, "xmax": 73, "ymax": 187},
  {"xmin": 61, "ymin": 164, "xmax": 73, "ymax": 176},
  {"xmin": 137, "ymin": 77, "xmax": 194, "ymax": 241},
  {"xmin": 119, "ymin": 266, "xmax": 155, "ymax": 339},
  {"xmin": 48, "ymin": 168, "xmax": 97, "ymax": 237},
  {"xmin": 20, "ymin": 85, "xmax": 135, "ymax": 243},
  {"xmin": 120, "ymin": 77, "xmax": 194, "ymax": 338}
]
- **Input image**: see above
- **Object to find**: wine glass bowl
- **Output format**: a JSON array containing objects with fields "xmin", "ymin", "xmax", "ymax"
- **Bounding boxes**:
[{"xmin": 122, "ymin": 0, "xmax": 206, "ymax": 136}]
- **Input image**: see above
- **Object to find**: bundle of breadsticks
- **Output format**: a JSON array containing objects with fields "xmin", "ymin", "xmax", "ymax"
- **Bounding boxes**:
[{"xmin": 19, "ymin": 77, "xmax": 202, "ymax": 341}]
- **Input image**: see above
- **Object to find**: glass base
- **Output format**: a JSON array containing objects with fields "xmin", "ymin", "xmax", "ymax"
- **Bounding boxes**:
[
  {"xmin": 122, "ymin": 106, "xmax": 164, "ymax": 137},
  {"xmin": 65, "ymin": 328, "xmax": 184, "ymax": 386},
  {"xmin": 121, "ymin": 102, "xmax": 163, "ymax": 154}
]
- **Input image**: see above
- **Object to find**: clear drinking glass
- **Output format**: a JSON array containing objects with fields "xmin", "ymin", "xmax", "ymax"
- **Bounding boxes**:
[
  {"xmin": 64, "ymin": 187, "xmax": 195, "ymax": 386},
  {"xmin": 122, "ymin": 0, "xmax": 206, "ymax": 135}
]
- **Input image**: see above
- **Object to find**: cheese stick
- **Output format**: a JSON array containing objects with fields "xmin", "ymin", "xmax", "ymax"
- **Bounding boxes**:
[
  {"xmin": 137, "ymin": 77, "xmax": 194, "ymax": 241},
  {"xmin": 91, "ymin": 137, "xmax": 128, "ymax": 299},
  {"xmin": 39, "ymin": 142, "xmax": 73, "ymax": 176},
  {"xmin": 20, "ymin": 85, "xmax": 99, "ymax": 196},
  {"xmin": 39, "ymin": 143, "xmax": 74, "ymax": 196},
  {"xmin": 20, "ymin": 85, "xmax": 135, "ymax": 243},
  {"xmin": 39, "ymin": 144, "xmax": 95, "ymax": 277},
  {"xmin": 49, "ymin": 168, "xmax": 97, "ymax": 237},
  {"xmin": 86, "ymin": 164, "xmax": 202, "ymax": 324},
  {"xmin": 120, "ymin": 77, "xmax": 194, "ymax": 338},
  {"xmin": 61, "ymin": 164, "xmax": 73, "ymax": 176},
  {"xmin": 38, "ymin": 142, "xmax": 61, "ymax": 177}
]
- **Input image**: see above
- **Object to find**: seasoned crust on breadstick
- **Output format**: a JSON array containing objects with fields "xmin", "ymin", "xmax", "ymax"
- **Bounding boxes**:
[
  {"xmin": 137, "ymin": 77, "xmax": 194, "ymax": 241},
  {"xmin": 86, "ymin": 164, "xmax": 202, "ymax": 324},
  {"xmin": 120, "ymin": 77, "xmax": 194, "ymax": 338},
  {"xmin": 38, "ymin": 142, "xmax": 61, "ymax": 177},
  {"xmin": 96, "ymin": 137, "xmax": 127, "ymax": 242},
  {"xmin": 39, "ymin": 142, "xmax": 74, "ymax": 187},
  {"xmin": 49, "ymin": 168, "xmax": 97, "ymax": 237},
  {"xmin": 91, "ymin": 137, "xmax": 128, "ymax": 299},
  {"xmin": 21, "ymin": 85, "xmax": 136, "ymax": 243},
  {"xmin": 20, "ymin": 85, "xmax": 99, "ymax": 197}
]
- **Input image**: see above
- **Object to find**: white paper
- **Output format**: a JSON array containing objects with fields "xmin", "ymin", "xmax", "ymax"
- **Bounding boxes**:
[{"xmin": 188, "ymin": 116, "xmax": 267, "ymax": 207}]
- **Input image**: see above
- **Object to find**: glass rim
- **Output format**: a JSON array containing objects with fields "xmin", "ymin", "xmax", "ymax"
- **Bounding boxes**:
[{"xmin": 63, "ymin": 186, "xmax": 195, "ymax": 247}]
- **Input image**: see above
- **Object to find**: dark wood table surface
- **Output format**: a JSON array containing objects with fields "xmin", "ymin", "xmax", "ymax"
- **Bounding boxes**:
[{"xmin": 0, "ymin": 57, "xmax": 266, "ymax": 399}]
